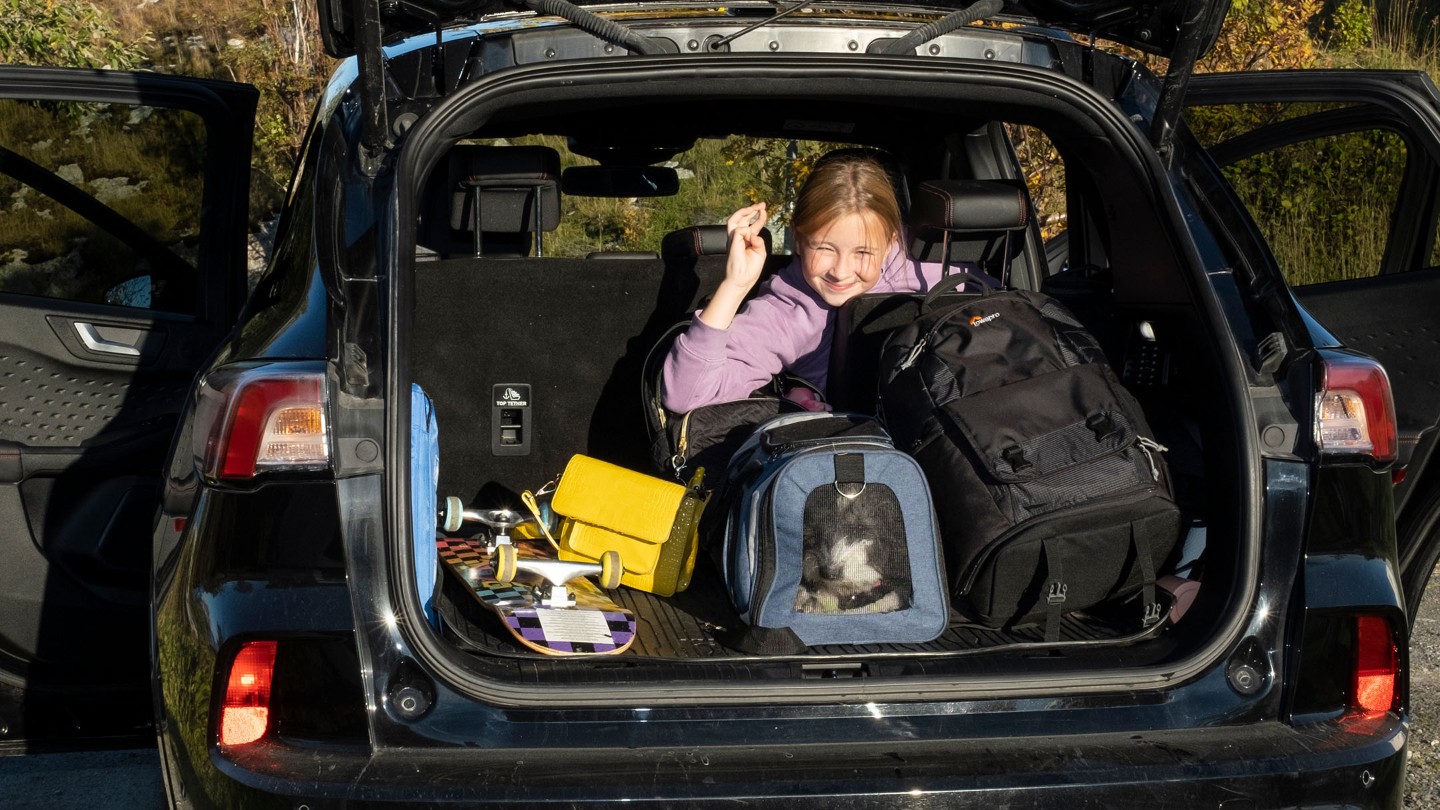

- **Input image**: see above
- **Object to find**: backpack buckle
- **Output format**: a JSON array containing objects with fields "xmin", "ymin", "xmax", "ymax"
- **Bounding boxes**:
[
  {"xmin": 1002, "ymin": 446, "xmax": 1032, "ymax": 472},
  {"xmin": 1143, "ymin": 601, "xmax": 1163, "ymax": 626},
  {"xmin": 1046, "ymin": 582, "xmax": 1068, "ymax": 605},
  {"xmin": 1086, "ymin": 413, "xmax": 1116, "ymax": 441}
]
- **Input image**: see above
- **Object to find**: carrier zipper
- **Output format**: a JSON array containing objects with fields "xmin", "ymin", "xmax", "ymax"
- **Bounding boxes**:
[{"xmin": 766, "ymin": 438, "xmax": 893, "ymax": 460}]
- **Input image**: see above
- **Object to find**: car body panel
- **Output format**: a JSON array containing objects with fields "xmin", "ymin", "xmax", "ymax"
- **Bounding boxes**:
[{"xmin": 318, "ymin": 0, "xmax": 1234, "ymax": 62}]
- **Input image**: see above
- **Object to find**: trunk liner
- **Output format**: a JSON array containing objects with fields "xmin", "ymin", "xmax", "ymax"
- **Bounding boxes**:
[{"xmin": 436, "ymin": 553, "xmax": 1167, "ymax": 663}]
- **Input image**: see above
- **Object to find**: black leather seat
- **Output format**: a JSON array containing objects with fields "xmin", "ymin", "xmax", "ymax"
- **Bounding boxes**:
[{"xmin": 447, "ymin": 144, "xmax": 562, "ymax": 257}]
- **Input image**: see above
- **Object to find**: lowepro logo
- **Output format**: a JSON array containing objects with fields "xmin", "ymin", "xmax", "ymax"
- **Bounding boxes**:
[{"xmin": 969, "ymin": 312, "xmax": 1001, "ymax": 327}]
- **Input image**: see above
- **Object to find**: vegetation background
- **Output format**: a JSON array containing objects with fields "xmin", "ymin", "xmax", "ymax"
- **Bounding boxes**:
[{"xmin": 3, "ymin": 0, "xmax": 1439, "ymax": 274}]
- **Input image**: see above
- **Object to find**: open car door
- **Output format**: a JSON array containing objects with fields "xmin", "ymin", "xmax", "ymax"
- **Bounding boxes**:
[
  {"xmin": 1184, "ymin": 69, "xmax": 1440, "ymax": 621},
  {"xmin": 0, "ymin": 66, "xmax": 255, "ymax": 741}
]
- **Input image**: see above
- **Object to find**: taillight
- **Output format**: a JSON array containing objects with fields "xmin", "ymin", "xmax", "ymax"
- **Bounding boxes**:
[
  {"xmin": 219, "ymin": 640, "xmax": 278, "ymax": 746},
  {"xmin": 1352, "ymin": 615, "xmax": 1399, "ymax": 716},
  {"xmin": 194, "ymin": 364, "xmax": 330, "ymax": 480},
  {"xmin": 1316, "ymin": 351, "xmax": 1397, "ymax": 465}
]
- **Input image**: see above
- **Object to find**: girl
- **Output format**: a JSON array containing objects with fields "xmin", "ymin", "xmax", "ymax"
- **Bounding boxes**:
[{"xmin": 661, "ymin": 153, "xmax": 946, "ymax": 413}]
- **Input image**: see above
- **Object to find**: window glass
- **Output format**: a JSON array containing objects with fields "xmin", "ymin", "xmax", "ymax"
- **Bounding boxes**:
[
  {"xmin": 0, "ymin": 99, "xmax": 206, "ymax": 313},
  {"xmin": 1187, "ymin": 102, "xmax": 1408, "ymax": 285},
  {"xmin": 1009, "ymin": 125, "xmax": 1066, "ymax": 242},
  {"xmin": 495, "ymin": 135, "xmax": 856, "ymax": 258}
]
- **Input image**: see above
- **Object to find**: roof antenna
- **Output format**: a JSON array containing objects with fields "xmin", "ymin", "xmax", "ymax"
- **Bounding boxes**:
[{"xmin": 877, "ymin": 0, "xmax": 1004, "ymax": 55}]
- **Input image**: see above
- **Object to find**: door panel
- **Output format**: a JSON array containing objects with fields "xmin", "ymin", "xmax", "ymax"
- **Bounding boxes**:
[
  {"xmin": 1186, "ymin": 72, "xmax": 1440, "ymax": 458},
  {"xmin": 0, "ymin": 67, "xmax": 255, "ymax": 691},
  {"xmin": 1185, "ymin": 70, "xmax": 1440, "ymax": 599}
]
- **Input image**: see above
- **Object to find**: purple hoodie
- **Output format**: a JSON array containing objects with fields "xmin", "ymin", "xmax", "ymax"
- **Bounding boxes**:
[{"xmin": 661, "ymin": 242, "xmax": 950, "ymax": 413}]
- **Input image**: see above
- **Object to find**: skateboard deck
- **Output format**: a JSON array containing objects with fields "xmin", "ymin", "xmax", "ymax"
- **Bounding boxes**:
[{"xmin": 436, "ymin": 534, "xmax": 637, "ymax": 656}]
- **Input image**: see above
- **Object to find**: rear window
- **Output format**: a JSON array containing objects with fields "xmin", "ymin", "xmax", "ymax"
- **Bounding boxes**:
[{"xmin": 493, "ymin": 134, "xmax": 857, "ymax": 258}]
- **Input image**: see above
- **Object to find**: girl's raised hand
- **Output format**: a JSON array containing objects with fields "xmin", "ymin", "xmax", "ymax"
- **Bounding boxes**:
[{"xmin": 723, "ymin": 202, "xmax": 770, "ymax": 292}]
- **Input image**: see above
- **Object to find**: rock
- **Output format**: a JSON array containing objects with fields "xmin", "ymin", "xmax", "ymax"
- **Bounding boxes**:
[
  {"xmin": 90, "ymin": 177, "xmax": 148, "ymax": 204},
  {"xmin": 56, "ymin": 164, "xmax": 84, "ymax": 186}
]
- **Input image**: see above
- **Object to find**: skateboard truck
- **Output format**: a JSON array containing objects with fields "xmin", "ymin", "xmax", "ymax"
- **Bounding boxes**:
[
  {"xmin": 519, "ymin": 551, "xmax": 622, "ymax": 607},
  {"xmin": 441, "ymin": 498, "xmax": 524, "ymax": 550}
]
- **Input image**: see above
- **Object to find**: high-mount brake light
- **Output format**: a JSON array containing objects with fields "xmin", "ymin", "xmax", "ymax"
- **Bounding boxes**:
[
  {"xmin": 1352, "ymin": 615, "xmax": 1399, "ymax": 716},
  {"xmin": 195, "ymin": 366, "xmax": 330, "ymax": 480},
  {"xmin": 219, "ymin": 640, "xmax": 278, "ymax": 746},
  {"xmin": 1316, "ymin": 352, "xmax": 1397, "ymax": 465}
]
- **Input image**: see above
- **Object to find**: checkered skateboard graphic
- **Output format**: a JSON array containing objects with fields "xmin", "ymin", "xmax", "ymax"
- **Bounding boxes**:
[
  {"xmin": 436, "ymin": 535, "xmax": 532, "ymax": 606},
  {"xmin": 436, "ymin": 533, "xmax": 636, "ymax": 656}
]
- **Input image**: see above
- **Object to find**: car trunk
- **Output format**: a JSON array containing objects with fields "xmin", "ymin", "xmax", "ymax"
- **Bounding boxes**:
[
  {"xmin": 388, "ymin": 52, "xmax": 1256, "ymax": 694},
  {"xmin": 404, "ymin": 258, "xmax": 1230, "ymax": 682}
]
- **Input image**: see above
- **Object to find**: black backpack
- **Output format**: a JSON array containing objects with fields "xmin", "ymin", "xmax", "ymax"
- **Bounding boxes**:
[{"xmin": 878, "ymin": 275, "xmax": 1180, "ymax": 640}]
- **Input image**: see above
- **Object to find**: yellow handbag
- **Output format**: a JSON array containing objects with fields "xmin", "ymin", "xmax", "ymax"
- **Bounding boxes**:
[{"xmin": 552, "ymin": 455, "xmax": 707, "ymax": 597}]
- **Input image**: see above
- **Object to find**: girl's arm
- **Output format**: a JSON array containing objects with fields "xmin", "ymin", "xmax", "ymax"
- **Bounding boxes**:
[{"xmin": 696, "ymin": 202, "xmax": 769, "ymax": 330}]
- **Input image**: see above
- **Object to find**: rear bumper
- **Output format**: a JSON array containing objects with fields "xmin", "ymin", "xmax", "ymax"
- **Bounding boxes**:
[{"xmin": 210, "ymin": 713, "xmax": 1407, "ymax": 808}]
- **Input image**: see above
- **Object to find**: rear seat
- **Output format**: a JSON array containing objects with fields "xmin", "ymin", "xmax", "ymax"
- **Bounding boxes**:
[{"xmin": 447, "ymin": 144, "xmax": 562, "ymax": 258}]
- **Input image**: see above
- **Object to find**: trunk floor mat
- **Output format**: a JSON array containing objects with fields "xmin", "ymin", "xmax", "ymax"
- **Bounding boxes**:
[{"xmin": 435, "ymin": 553, "xmax": 1168, "ymax": 663}]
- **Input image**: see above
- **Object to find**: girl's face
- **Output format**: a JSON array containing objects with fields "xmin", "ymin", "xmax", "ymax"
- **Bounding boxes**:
[{"xmin": 798, "ymin": 211, "xmax": 897, "ymax": 307}]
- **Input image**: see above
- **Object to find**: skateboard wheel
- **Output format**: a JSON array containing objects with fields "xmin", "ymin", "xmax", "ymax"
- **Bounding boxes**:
[
  {"xmin": 598, "ymin": 550, "xmax": 622, "ymax": 590},
  {"xmin": 442, "ymin": 496, "xmax": 464, "ymax": 533},
  {"xmin": 493, "ymin": 544, "xmax": 518, "ymax": 583}
]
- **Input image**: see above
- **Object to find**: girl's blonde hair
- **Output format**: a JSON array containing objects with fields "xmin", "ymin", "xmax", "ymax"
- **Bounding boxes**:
[{"xmin": 791, "ymin": 154, "xmax": 903, "ymax": 248}]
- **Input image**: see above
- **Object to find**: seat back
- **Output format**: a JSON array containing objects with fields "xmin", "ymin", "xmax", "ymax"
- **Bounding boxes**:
[{"xmin": 448, "ymin": 144, "xmax": 562, "ymax": 257}]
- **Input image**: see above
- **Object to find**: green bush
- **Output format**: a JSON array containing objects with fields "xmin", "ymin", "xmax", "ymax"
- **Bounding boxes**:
[{"xmin": 0, "ymin": 0, "xmax": 143, "ymax": 69}]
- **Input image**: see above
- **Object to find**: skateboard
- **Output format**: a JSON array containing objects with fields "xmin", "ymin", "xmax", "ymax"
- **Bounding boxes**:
[{"xmin": 436, "ymin": 524, "xmax": 637, "ymax": 657}]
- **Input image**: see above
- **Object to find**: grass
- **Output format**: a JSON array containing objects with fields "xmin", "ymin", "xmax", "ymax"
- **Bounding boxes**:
[
  {"xmin": 1182, "ymin": 1, "xmax": 1440, "ymax": 286},
  {"xmin": 0, "ymin": 97, "xmax": 207, "ymax": 306}
]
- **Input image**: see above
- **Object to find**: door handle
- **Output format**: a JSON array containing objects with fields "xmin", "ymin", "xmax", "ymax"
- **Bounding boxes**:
[{"xmin": 74, "ymin": 322, "xmax": 144, "ymax": 357}]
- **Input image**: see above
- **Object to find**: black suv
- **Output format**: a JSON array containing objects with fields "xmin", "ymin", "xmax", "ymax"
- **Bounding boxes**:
[{"xmin": 1, "ymin": 1, "xmax": 1436, "ymax": 806}]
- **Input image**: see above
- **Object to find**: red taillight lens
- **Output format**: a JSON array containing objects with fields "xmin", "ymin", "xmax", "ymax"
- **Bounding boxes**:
[
  {"xmin": 1353, "ymin": 615, "xmax": 1398, "ymax": 716},
  {"xmin": 194, "ymin": 365, "xmax": 330, "ymax": 481},
  {"xmin": 1317, "ymin": 352, "xmax": 1397, "ymax": 465},
  {"xmin": 219, "ymin": 640, "xmax": 278, "ymax": 746}
]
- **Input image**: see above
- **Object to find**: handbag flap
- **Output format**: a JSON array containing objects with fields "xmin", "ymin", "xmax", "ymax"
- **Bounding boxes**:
[
  {"xmin": 562, "ymin": 523, "xmax": 665, "ymax": 574},
  {"xmin": 552, "ymin": 455, "xmax": 686, "ymax": 544}
]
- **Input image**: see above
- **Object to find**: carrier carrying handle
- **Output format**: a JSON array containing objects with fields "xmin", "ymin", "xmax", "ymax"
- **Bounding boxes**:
[{"xmin": 922, "ymin": 271, "xmax": 993, "ymax": 310}]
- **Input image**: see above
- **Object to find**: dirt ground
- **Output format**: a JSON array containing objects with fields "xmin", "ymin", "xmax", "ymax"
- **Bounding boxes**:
[{"xmin": 1406, "ymin": 565, "xmax": 1440, "ymax": 806}]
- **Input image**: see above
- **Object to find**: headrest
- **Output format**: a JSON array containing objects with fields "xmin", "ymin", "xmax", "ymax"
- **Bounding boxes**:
[
  {"xmin": 449, "ymin": 145, "xmax": 561, "ymax": 234},
  {"xmin": 910, "ymin": 179, "xmax": 1030, "ymax": 234},
  {"xmin": 661, "ymin": 224, "xmax": 772, "ymax": 260}
]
